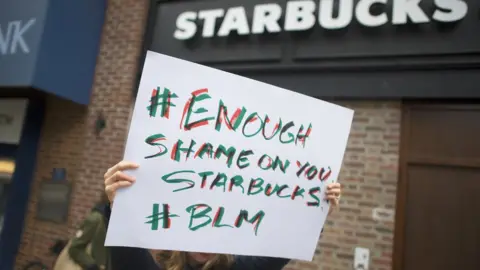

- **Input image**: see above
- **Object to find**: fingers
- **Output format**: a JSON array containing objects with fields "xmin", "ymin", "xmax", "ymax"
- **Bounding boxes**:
[
  {"xmin": 327, "ymin": 182, "xmax": 341, "ymax": 189},
  {"xmin": 326, "ymin": 182, "xmax": 341, "ymax": 196},
  {"xmin": 104, "ymin": 161, "xmax": 139, "ymax": 204},
  {"xmin": 106, "ymin": 179, "xmax": 134, "ymax": 195},
  {"xmin": 325, "ymin": 182, "xmax": 342, "ymax": 207},
  {"xmin": 104, "ymin": 161, "xmax": 139, "ymax": 180},
  {"xmin": 327, "ymin": 195, "xmax": 339, "ymax": 207},
  {"xmin": 105, "ymin": 171, "xmax": 136, "ymax": 186}
]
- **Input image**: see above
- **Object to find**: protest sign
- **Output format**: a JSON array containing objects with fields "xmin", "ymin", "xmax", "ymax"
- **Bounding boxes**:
[{"xmin": 105, "ymin": 51, "xmax": 354, "ymax": 261}]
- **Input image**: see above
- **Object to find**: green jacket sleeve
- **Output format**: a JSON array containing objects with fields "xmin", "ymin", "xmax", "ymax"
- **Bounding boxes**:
[{"xmin": 68, "ymin": 212, "xmax": 102, "ymax": 268}]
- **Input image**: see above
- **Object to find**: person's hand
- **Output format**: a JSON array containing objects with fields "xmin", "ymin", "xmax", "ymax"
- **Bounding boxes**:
[
  {"xmin": 325, "ymin": 182, "xmax": 341, "ymax": 214},
  {"xmin": 104, "ymin": 161, "xmax": 139, "ymax": 204}
]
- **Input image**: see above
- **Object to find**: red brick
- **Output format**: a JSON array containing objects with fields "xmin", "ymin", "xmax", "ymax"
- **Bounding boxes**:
[
  {"xmin": 289, "ymin": 102, "xmax": 400, "ymax": 270},
  {"xmin": 15, "ymin": 0, "xmax": 149, "ymax": 268}
]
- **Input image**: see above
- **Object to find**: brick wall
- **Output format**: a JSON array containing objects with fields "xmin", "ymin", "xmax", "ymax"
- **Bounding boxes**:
[
  {"xmin": 286, "ymin": 101, "xmax": 401, "ymax": 270},
  {"xmin": 15, "ymin": 97, "xmax": 87, "ymax": 268},
  {"xmin": 15, "ymin": 0, "xmax": 149, "ymax": 268},
  {"xmin": 68, "ymin": 0, "xmax": 149, "ymax": 231}
]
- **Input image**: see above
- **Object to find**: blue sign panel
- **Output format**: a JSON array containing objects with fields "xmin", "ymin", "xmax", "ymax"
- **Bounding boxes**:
[
  {"xmin": 0, "ymin": 0, "xmax": 47, "ymax": 87},
  {"xmin": 0, "ymin": 0, "xmax": 106, "ymax": 105}
]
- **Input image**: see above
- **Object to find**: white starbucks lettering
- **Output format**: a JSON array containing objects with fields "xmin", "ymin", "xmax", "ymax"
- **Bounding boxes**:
[
  {"xmin": 173, "ymin": 0, "xmax": 469, "ymax": 40},
  {"xmin": 251, "ymin": 3, "xmax": 282, "ymax": 34},
  {"xmin": 319, "ymin": 0, "xmax": 354, "ymax": 29},
  {"xmin": 356, "ymin": 0, "xmax": 388, "ymax": 27},
  {"xmin": 392, "ymin": 0, "xmax": 430, "ymax": 24},
  {"xmin": 199, "ymin": 9, "xmax": 224, "ymax": 37},
  {"xmin": 284, "ymin": 0, "xmax": 316, "ymax": 31},
  {"xmin": 432, "ymin": 0, "xmax": 468, "ymax": 22},
  {"xmin": 218, "ymin": 7, "xmax": 250, "ymax": 37}
]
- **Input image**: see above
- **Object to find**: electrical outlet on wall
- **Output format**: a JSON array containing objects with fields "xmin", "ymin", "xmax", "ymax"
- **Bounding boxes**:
[{"xmin": 354, "ymin": 247, "xmax": 370, "ymax": 270}]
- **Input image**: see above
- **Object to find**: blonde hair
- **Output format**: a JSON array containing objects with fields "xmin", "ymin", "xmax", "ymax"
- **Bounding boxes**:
[{"xmin": 156, "ymin": 251, "xmax": 234, "ymax": 270}]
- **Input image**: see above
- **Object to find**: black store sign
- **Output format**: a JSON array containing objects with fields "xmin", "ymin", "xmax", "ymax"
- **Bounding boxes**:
[{"xmin": 150, "ymin": 0, "xmax": 480, "ymax": 98}]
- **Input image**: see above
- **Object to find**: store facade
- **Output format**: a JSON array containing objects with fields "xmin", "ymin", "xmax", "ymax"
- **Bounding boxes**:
[
  {"xmin": 147, "ymin": 1, "xmax": 479, "ymax": 270},
  {"xmin": 7, "ymin": 0, "xmax": 480, "ymax": 270},
  {"xmin": 0, "ymin": 0, "xmax": 106, "ymax": 269}
]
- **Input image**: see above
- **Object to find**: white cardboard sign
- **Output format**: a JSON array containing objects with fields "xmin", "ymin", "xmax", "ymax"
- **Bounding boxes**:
[{"xmin": 105, "ymin": 51, "xmax": 354, "ymax": 261}]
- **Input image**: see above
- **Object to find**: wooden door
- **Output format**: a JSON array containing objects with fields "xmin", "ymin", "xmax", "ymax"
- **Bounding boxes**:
[{"xmin": 393, "ymin": 103, "xmax": 480, "ymax": 270}]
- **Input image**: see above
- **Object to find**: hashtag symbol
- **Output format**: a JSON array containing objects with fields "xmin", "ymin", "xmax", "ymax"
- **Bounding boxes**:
[
  {"xmin": 147, "ymin": 87, "xmax": 178, "ymax": 118},
  {"xmin": 145, "ymin": 203, "xmax": 179, "ymax": 230}
]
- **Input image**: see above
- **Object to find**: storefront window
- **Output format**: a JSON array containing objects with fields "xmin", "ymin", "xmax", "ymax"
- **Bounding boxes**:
[{"xmin": 0, "ymin": 159, "xmax": 15, "ymax": 234}]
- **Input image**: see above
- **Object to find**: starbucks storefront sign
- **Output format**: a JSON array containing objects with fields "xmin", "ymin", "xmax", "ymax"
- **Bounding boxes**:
[{"xmin": 174, "ymin": 0, "xmax": 469, "ymax": 40}]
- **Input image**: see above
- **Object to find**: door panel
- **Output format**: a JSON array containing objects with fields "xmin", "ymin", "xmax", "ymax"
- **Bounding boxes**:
[
  {"xmin": 407, "ymin": 108, "xmax": 480, "ymax": 161},
  {"xmin": 394, "ymin": 103, "xmax": 480, "ymax": 270},
  {"xmin": 404, "ymin": 164, "xmax": 480, "ymax": 270}
]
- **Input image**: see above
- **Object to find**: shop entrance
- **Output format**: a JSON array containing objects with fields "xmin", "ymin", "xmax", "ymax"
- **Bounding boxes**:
[
  {"xmin": 0, "ymin": 144, "xmax": 16, "ymax": 236},
  {"xmin": 394, "ymin": 103, "xmax": 480, "ymax": 270}
]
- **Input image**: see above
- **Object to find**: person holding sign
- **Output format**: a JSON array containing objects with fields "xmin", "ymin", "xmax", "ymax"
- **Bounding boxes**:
[{"xmin": 103, "ymin": 161, "xmax": 342, "ymax": 270}]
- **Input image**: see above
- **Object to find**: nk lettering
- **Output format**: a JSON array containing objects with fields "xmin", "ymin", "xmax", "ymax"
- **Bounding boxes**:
[{"xmin": 0, "ymin": 18, "xmax": 36, "ymax": 55}]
